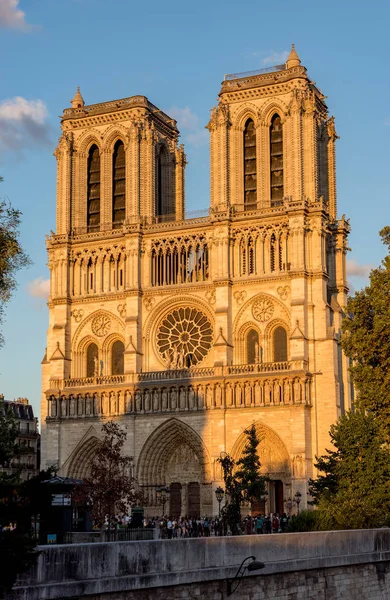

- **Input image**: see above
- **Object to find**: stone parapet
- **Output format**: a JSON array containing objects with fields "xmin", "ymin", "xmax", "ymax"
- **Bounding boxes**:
[{"xmin": 10, "ymin": 529, "xmax": 390, "ymax": 600}]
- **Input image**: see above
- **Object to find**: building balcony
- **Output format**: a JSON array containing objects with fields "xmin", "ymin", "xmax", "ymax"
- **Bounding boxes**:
[{"xmin": 48, "ymin": 360, "xmax": 308, "ymax": 392}]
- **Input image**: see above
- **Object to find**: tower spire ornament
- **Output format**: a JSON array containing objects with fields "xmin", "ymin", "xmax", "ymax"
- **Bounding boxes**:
[
  {"xmin": 286, "ymin": 44, "xmax": 301, "ymax": 69},
  {"xmin": 70, "ymin": 86, "xmax": 85, "ymax": 109}
]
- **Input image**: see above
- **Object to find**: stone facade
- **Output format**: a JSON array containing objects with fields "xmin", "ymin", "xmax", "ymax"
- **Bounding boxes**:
[{"xmin": 41, "ymin": 46, "xmax": 351, "ymax": 516}]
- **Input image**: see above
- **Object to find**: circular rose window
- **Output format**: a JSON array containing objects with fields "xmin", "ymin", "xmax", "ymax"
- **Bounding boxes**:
[{"xmin": 157, "ymin": 307, "xmax": 213, "ymax": 367}]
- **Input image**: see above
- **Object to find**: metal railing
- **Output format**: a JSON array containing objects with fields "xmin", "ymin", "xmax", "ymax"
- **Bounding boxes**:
[{"xmin": 224, "ymin": 64, "xmax": 286, "ymax": 80}]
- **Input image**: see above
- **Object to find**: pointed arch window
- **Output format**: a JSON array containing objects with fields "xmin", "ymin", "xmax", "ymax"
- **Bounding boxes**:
[
  {"xmin": 273, "ymin": 326, "xmax": 288, "ymax": 362},
  {"xmin": 247, "ymin": 329, "xmax": 260, "ymax": 364},
  {"xmin": 111, "ymin": 340, "xmax": 125, "ymax": 375},
  {"xmin": 86, "ymin": 343, "xmax": 98, "ymax": 377},
  {"xmin": 270, "ymin": 114, "xmax": 284, "ymax": 204},
  {"xmin": 87, "ymin": 145, "xmax": 101, "ymax": 232},
  {"xmin": 112, "ymin": 140, "xmax": 126, "ymax": 228},
  {"xmin": 244, "ymin": 119, "xmax": 257, "ymax": 209}
]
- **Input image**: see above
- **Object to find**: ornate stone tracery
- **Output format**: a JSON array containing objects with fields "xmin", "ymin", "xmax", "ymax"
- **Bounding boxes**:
[{"xmin": 156, "ymin": 307, "xmax": 213, "ymax": 367}]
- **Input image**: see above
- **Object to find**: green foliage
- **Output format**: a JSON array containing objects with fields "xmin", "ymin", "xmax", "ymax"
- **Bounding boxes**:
[
  {"xmin": 0, "ymin": 178, "xmax": 31, "ymax": 347},
  {"xmin": 0, "ymin": 399, "xmax": 22, "ymax": 466},
  {"xmin": 286, "ymin": 509, "xmax": 321, "ymax": 532},
  {"xmin": 72, "ymin": 421, "xmax": 144, "ymax": 525},
  {"xmin": 310, "ymin": 410, "xmax": 390, "ymax": 529},
  {"xmin": 341, "ymin": 227, "xmax": 390, "ymax": 437},
  {"xmin": 218, "ymin": 424, "xmax": 267, "ymax": 535}
]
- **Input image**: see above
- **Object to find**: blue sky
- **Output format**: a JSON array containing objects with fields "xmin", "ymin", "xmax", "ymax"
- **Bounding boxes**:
[{"xmin": 0, "ymin": 0, "xmax": 389, "ymax": 419}]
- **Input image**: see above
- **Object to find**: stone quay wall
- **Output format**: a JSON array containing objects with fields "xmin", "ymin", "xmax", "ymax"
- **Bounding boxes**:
[{"xmin": 10, "ymin": 529, "xmax": 390, "ymax": 600}]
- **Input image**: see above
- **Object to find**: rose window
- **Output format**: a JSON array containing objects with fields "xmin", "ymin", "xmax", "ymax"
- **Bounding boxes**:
[
  {"xmin": 157, "ymin": 307, "xmax": 213, "ymax": 366},
  {"xmin": 252, "ymin": 297, "xmax": 274, "ymax": 322}
]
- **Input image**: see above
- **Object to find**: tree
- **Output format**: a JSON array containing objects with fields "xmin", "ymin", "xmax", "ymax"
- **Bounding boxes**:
[
  {"xmin": 309, "ymin": 410, "xmax": 390, "ymax": 529},
  {"xmin": 218, "ymin": 424, "xmax": 267, "ymax": 535},
  {"xmin": 0, "ymin": 177, "xmax": 31, "ymax": 347},
  {"xmin": 73, "ymin": 421, "xmax": 144, "ymax": 526},
  {"xmin": 341, "ymin": 227, "xmax": 390, "ymax": 437}
]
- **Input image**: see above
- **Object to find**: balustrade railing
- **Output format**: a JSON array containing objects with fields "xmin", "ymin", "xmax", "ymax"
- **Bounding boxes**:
[{"xmin": 49, "ymin": 361, "xmax": 308, "ymax": 392}]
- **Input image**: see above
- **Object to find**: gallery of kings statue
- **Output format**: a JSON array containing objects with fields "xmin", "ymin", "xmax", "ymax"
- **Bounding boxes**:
[{"xmin": 41, "ymin": 46, "xmax": 352, "ymax": 518}]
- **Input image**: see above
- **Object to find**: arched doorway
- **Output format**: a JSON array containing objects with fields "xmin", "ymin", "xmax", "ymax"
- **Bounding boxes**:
[
  {"xmin": 231, "ymin": 420, "xmax": 291, "ymax": 515},
  {"xmin": 137, "ymin": 418, "xmax": 212, "ymax": 517}
]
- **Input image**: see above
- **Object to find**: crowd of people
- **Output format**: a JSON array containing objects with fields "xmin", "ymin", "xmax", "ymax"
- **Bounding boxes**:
[
  {"xmin": 150, "ymin": 513, "xmax": 291, "ymax": 538},
  {"xmin": 99, "ymin": 512, "xmax": 293, "ymax": 536}
]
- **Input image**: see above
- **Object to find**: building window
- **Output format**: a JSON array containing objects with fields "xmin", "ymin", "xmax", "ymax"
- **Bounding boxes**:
[
  {"xmin": 244, "ymin": 119, "xmax": 257, "ymax": 209},
  {"xmin": 156, "ymin": 145, "xmax": 172, "ymax": 220},
  {"xmin": 87, "ymin": 145, "xmax": 101, "ymax": 232},
  {"xmin": 270, "ymin": 233, "xmax": 276, "ymax": 272},
  {"xmin": 270, "ymin": 114, "xmax": 283, "ymax": 204},
  {"xmin": 112, "ymin": 340, "xmax": 125, "ymax": 375},
  {"xmin": 247, "ymin": 329, "xmax": 260, "ymax": 364},
  {"xmin": 273, "ymin": 326, "xmax": 288, "ymax": 362},
  {"xmin": 86, "ymin": 343, "xmax": 98, "ymax": 377},
  {"xmin": 113, "ymin": 140, "xmax": 126, "ymax": 228}
]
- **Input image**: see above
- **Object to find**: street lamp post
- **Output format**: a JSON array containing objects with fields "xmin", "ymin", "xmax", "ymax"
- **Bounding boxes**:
[
  {"xmin": 215, "ymin": 486, "xmax": 225, "ymax": 517},
  {"xmin": 283, "ymin": 497, "xmax": 293, "ymax": 516},
  {"xmin": 156, "ymin": 486, "xmax": 170, "ymax": 517},
  {"xmin": 294, "ymin": 491, "xmax": 302, "ymax": 515}
]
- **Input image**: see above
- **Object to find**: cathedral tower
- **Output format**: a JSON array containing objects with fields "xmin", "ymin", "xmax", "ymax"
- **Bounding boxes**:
[{"xmin": 42, "ymin": 48, "xmax": 351, "ymax": 517}]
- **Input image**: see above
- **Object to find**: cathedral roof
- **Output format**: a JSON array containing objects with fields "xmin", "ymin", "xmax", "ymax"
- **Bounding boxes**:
[{"xmin": 70, "ymin": 86, "xmax": 85, "ymax": 109}]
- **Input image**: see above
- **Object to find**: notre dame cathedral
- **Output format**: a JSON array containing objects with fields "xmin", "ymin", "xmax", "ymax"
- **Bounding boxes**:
[{"xmin": 41, "ymin": 45, "xmax": 351, "ymax": 517}]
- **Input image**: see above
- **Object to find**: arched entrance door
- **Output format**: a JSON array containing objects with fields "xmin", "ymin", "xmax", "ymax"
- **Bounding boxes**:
[
  {"xmin": 188, "ymin": 482, "xmax": 200, "ymax": 518},
  {"xmin": 169, "ymin": 482, "xmax": 182, "ymax": 517},
  {"xmin": 136, "ymin": 418, "xmax": 212, "ymax": 517}
]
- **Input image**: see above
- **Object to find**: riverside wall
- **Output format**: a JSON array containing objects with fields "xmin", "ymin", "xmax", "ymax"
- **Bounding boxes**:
[{"xmin": 9, "ymin": 529, "xmax": 390, "ymax": 600}]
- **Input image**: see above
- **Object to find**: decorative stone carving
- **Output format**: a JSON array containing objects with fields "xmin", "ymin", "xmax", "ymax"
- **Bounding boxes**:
[
  {"xmin": 72, "ymin": 309, "xmax": 84, "ymax": 323},
  {"xmin": 233, "ymin": 290, "xmax": 247, "ymax": 305},
  {"xmin": 157, "ymin": 307, "xmax": 213, "ymax": 367},
  {"xmin": 205, "ymin": 289, "xmax": 216, "ymax": 305},
  {"xmin": 117, "ymin": 304, "xmax": 126, "ymax": 318},
  {"xmin": 293, "ymin": 455, "xmax": 305, "ymax": 478},
  {"xmin": 144, "ymin": 297, "xmax": 155, "ymax": 311},
  {"xmin": 91, "ymin": 313, "xmax": 111, "ymax": 337},
  {"xmin": 252, "ymin": 297, "xmax": 274, "ymax": 322},
  {"xmin": 277, "ymin": 286, "xmax": 290, "ymax": 301}
]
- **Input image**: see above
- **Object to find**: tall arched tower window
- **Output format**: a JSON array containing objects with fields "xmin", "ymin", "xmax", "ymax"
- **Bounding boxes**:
[
  {"xmin": 112, "ymin": 140, "xmax": 126, "ymax": 228},
  {"xmin": 273, "ymin": 326, "xmax": 287, "ymax": 362},
  {"xmin": 112, "ymin": 340, "xmax": 125, "ymax": 375},
  {"xmin": 86, "ymin": 343, "xmax": 98, "ymax": 377},
  {"xmin": 156, "ymin": 146, "xmax": 170, "ymax": 219},
  {"xmin": 247, "ymin": 329, "xmax": 260, "ymax": 364},
  {"xmin": 270, "ymin": 114, "xmax": 283, "ymax": 204},
  {"xmin": 244, "ymin": 119, "xmax": 257, "ymax": 209},
  {"xmin": 87, "ymin": 145, "xmax": 101, "ymax": 232}
]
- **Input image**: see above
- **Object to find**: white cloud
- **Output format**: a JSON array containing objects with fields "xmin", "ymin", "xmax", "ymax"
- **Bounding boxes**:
[
  {"xmin": 261, "ymin": 50, "xmax": 289, "ymax": 67},
  {"xmin": 167, "ymin": 106, "xmax": 208, "ymax": 149},
  {"xmin": 346, "ymin": 258, "xmax": 373, "ymax": 278},
  {"xmin": 26, "ymin": 277, "xmax": 50, "ymax": 300},
  {"xmin": 0, "ymin": 96, "xmax": 50, "ymax": 154},
  {"xmin": 0, "ymin": 0, "xmax": 30, "ymax": 30}
]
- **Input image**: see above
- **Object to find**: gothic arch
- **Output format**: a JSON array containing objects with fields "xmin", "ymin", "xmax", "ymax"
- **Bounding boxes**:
[
  {"xmin": 136, "ymin": 418, "xmax": 212, "ymax": 486},
  {"xmin": 75, "ymin": 129, "xmax": 103, "ymax": 154},
  {"xmin": 232, "ymin": 103, "xmax": 259, "ymax": 130},
  {"xmin": 236, "ymin": 321, "xmax": 262, "ymax": 364},
  {"xmin": 72, "ymin": 310, "xmax": 125, "ymax": 377},
  {"xmin": 230, "ymin": 420, "xmax": 291, "ymax": 479},
  {"xmin": 64, "ymin": 430, "xmax": 101, "ymax": 479},
  {"xmin": 259, "ymin": 99, "xmax": 288, "ymax": 126},
  {"xmin": 102, "ymin": 124, "xmax": 129, "ymax": 151},
  {"xmin": 233, "ymin": 291, "xmax": 290, "ymax": 338}
]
